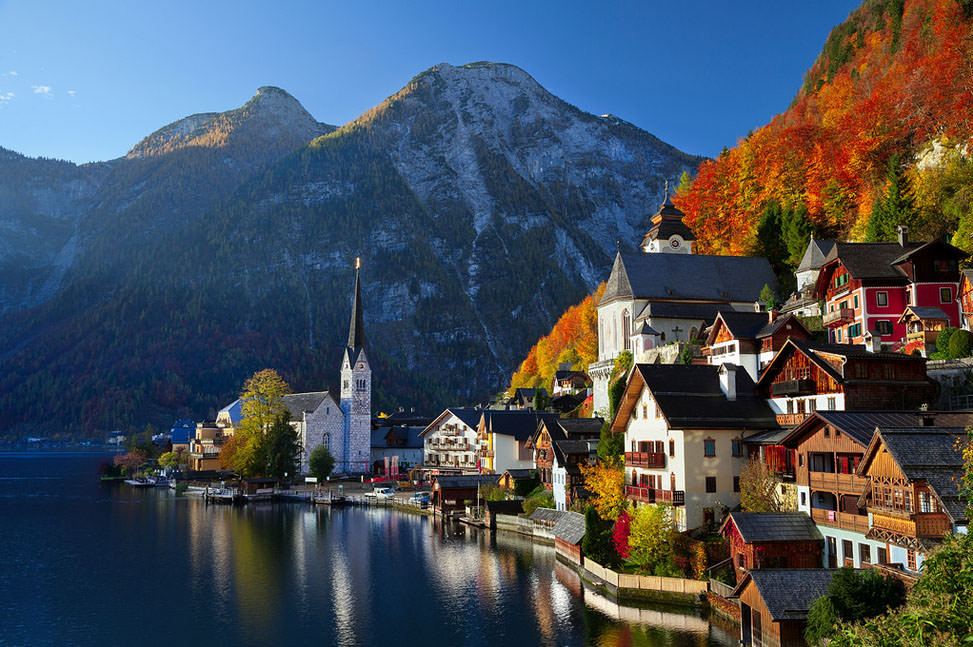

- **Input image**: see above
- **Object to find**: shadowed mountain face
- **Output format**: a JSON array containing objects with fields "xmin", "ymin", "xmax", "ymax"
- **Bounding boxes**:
[{"xmin": 0, "ymin": 62, "xmax": 702, "ymax": 436}]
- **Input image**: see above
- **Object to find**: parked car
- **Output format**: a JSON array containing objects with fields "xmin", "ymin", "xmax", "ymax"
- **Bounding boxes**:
[{"xmin": 374, "ymin": 487, "xmax": 396, "ymax": 500}]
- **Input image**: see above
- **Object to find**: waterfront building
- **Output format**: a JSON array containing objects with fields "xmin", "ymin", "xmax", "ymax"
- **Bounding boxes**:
[
  {"xmin": 590, "ymin": 191, "xmax": 777, "ymax": 415},
  {"xmin": 815, "ymin": 228, "xmax": 967, "ymax": 347},
  {"xmin": 612, "ymin": 363, "xmax": 778, "ymax": 531},
  {"xmin": 370, "ymin": 423, "xmax": 425, "ymax": 476},
  {"xmin": 420, "ymin": 408, "xmax": 483, "ymax": 474},
  {"xmin": 720, "ymin": 512, "xmax": 823, "ymax": 583},
  {"xmin": 550, "ymin": 438, "xmax": 598, "ymax": 511},
  {"xmin": 430, "ymin": 473, "xmax": 497, "ymax": 514},
  {"xmin": 477, "ymin": 410, "xmax": 559, "ymax": 474}
]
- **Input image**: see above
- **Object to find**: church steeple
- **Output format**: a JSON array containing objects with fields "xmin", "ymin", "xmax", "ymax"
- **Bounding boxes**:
[
  {"xmin": 347, "ymin": 257, "xmax": 365, "ymax": 354},
  {"xmin": 640, "ymin": 180, "xmax": 695, "ymax": 254}
]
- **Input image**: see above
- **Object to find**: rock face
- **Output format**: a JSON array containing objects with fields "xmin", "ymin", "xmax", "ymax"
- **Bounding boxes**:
[{"xmin": 0, "ymin": 63, "xmax": 703, "ymax": 435}]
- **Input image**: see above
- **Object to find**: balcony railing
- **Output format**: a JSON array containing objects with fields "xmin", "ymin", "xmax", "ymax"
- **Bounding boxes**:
[
  {"xmin": 655, "ymin": 489, "xmax": 685, "ymax": 505},
  {"xmin": 870, "ymin": 511, "xmax": 952, "ymax": 539},
  {"xmin": 625, "ymin": 451, "xmax": 666, "ymax": 469},
  {"xmin": 823, "ymin": 307, "xmax": 855, "ymax": 327},
  {"xmin": 771, "ymin": 379, "xmax": 816, "ymax": 397},
  {"xmin": 775, "ymin": 413, "xmax": 809, "ymax": 426},
  {"xmin": 811, "ymin": 507, "xmax": 870, "ymax": 534},
  {"xmin": 808, "ymin": 471, "xmax": 863, "ymax": 494},
  {"xmin": 624, "ymin": 486, "xmax": 685, "ymax": 506}
]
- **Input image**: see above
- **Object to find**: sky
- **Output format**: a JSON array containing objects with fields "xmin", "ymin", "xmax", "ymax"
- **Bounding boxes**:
[{"xmin": 0, "ymin": 1, "xmax": 861, "ymax": 164}]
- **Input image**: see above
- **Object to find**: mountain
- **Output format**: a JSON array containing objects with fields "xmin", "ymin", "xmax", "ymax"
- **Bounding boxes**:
[
  {"xmin": 0, "ymin": 62, "xmax": 701, "ymax": 437},
  {"xmin": 677, "ymin": 0, "xmax": 973, "ymax": 256}
]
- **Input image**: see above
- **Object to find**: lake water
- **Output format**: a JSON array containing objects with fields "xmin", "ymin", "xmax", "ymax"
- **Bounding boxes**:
[{"xmin": 0, "ymin": 453, "xmax": 736, "ymax": 647}]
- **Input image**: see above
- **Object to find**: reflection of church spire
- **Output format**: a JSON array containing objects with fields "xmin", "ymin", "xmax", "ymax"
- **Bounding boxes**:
[{"xmin": 347, "ymin": 257, "xmax": 365, "ymax": 354}]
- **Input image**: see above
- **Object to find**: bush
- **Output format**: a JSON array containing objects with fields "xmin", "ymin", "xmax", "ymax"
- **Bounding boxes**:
[
  {"xmin": 805, "ymin": 566, "xmax": 906, "ymax": 645},
  {"xmin": 522, "ymin": 487, "xmax": 554, "ymax": 516},
  {"xmin": 937, "ymin": 326, "xmax": 958, "ymax": 355},
  {"xmin": 582, "ymin": 505, "xmax": 617, "ymax": 567},
  {"xmin": 950, "ymin": 329, "xmax": 973, "ymax": 359}
]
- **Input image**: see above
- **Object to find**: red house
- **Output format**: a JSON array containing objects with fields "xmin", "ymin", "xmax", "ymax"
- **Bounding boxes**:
[
  {"xmin": 815, "ymin": 228, "xmax": 967, "ymax": 348},
  {"xmin": 720, "ymin": 512, "xmax": 824, "ymax": 583}
]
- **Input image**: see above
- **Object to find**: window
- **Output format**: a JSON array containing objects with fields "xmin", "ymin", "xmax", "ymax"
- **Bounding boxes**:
[
  {"xmin": 633, "ymin": 407, "xmax": 638, "ymax": 420},
  {"xmin": 854, "ymin": 295, "xmax": 859, "ymax": 309},
  {"xmin": 703, "ymin": 438, "xmax": 716, "ymax": 457},
  {"xmin": 941, "ymin": 287, "xmax": 953, "ymax": 303},
  {"xmin": 733, "ymin": 476, "xmax": 740, "ymax": 492},
  {"xmin": 876, "ymin": 320, "xmax": 893, "ymax": 335},
  {"xmin": 877, "ymin": 547, "xmax": 887, "ymax": 565},
  {"xmin": 843, "ymin": 539, "xmax": 854, "ymax": 562},
  {"xmin": 631, "ymin": 440, "xmax": 636, "ymax": 452},
  {"xmin": 836, "ymin": 328, "xmax": 842, "ymax": 342},
  {"xmin": 877, "ymin": 291, "xmax": 888, "ymax": 307},
  {"xmin": 800, "ymin": 491, "xmax": 807, "ymax": 506},
  {"xmin": 732, "ymin": 439, "xmax": 743, "ymax": 457},
  {"xmin": 828, "ymin": 397, "xmax": 837, "ymax": 410},
  {"xmin": 737, "ymin": 552, "xmax": 745, "ymax": 568},
  {"xmin": 920, "ymin": 491, "xmax": 932, "ymax": 513},
  {"xmin": 907, "ymin": 549, "xmax": 917, "ymax": 571},
  {"xmin": 808, "ymin": 398, "xmax": 817, "ymax": 412},
  {"xmin": 786, "ymin": 400, "xmax": 794, "ymax": 414},
  {"xmin": 705, "ymin": 476, "xmax": 717, "ymax": 493},
  {"xmin": 642, "ymin": 404, "xmax": 648, "ymax": 418},
  {"xmin": 860, "ymin": 544, "xmax": 871, "ymax": 564},
  {"xmin": 668, "ymin": 439, "xmax": 675, "ymax": 457}
]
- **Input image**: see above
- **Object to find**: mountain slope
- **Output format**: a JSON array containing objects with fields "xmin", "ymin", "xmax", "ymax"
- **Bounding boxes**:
[
  {"xmin": 677, "ymin": 0, "xmax": 973, "ymax": 255},
  {"xmin": 0, "ymin": 63, "xmax": 701, "ymax": 436}
]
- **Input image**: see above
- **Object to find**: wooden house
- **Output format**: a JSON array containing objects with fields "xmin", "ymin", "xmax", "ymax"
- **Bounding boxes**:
[
  {"xmin": 815, "ymin": 231, "xmax": 967, "ymax": 347},
  {"xmin": 733, "ymin": 569, "xmax": 843, "ymax": 647},
  {"xmin": 704, "ymin": 310, "xmax": 811, "ymax": 381},
  {"xmin": 419, "ymin": 408, "xmax": 483, "ymax": 475},
  {"xmin": 958, "ymin": 269, "xmax": 973, "ymax": 331},
  {"xmin": 496, "ymin": 468, "xmax": 537, "ymax": 495},
  {"xmin": 898, "ymin": 305, "xmax": 950, "ymax": 356},
  {"xmin": 552, "ymin": 510, "xmax": 586, "ymax": 565},
  {"xmin": 527, "ymin": 417, "xmax": 602, "ymax": 492},
  {"xmin": 720, "ymin": 512, "xmax": 823, "ymax": 583},
  {"xmin": 756, "ymin": 339, "xmax": 936, "ymax": 428},
  {"xmin": 858, "ymin": 426, "xmax": 969, "ymax": 573},
  {"xmin": 431, "ymin": 474, "xmax": 498, "ymax": 514}
]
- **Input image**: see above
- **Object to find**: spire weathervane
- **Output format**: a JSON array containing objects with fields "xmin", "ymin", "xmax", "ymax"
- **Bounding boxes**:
[{"xmin": 355, "ymin": 256, "xmax": 361, "ymax": 270}]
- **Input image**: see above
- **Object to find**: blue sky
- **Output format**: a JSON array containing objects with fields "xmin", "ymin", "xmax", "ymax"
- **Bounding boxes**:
[{"xmin": 0, "ymin": 1, "xmax": 860, "ymax": 164}]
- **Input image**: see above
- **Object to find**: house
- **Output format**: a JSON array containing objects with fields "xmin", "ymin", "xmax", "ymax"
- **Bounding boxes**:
[
  {"xmin": 551, "ymin": 364, "xmax": 591, "ymax": 397},
  {"xmin": 551, "ymin": 438, "xmax": 598, "ymax": 511},
  {"xmin": 612, "ymin": 363, "xmax": 779, "ymax": 531},
  {"xmin": 756, "ymin": 339, "xmax": 936, "ymax": 428},
  {"xmin": 777, "ymin": 410, "xmax": 973, "ymax": 569},
  {"xmin": 528, "ymin": 417, "xmax": 602, "ymax": 492},
  {"xmin": 733, "ymin": 569, "xmax": 845, "ymax": 647},
  {"xmin": 420, "ymin": 408, "xmax": 483, "ymax": 474},
  {"xmin": 589, "ymin": 190, "xmax": 778, "ymax": 415},
  {"xmin": 705, "ymin": 309, "xmax": 812, "ymax": 381},
  {"xmin": 370, "ymin": 424, "xmax": 425, "ymax": 476},
  {"xmin": 781, "ymin": 238, "xmax": 836, "ymax": 317},
  {"xmin": 858, "ymin": 426, "xmax": 969, "ymax": 573},
  {"xmin": 496, "ymin": 468, "xmax": 537, "ymax": 495},
  {"xmin": 898, "ymin": 305, "xmax": 950, "ymax": 356},
  {"xmin": 431, "ymin": 474, "xmax": 498, "ymax": 514},
  {"xmin": 188, "ymin": 421, "xmax": 228, "ymax": 471},
  {"xmin": 169, "ymin": 419, "xmax": 194, "ymax": 454},
  {"xmin": 506, "ymin": 388, "xmax": 548, "ymax": 410},
  {"xmin": 720, "ymin": 512, "xmax": 824, "ymax": 583},
  {"xmin": 478, "ymin": 410, "xmax": 559, "ymax": 474},
  {"xmin": 815, "ymin": 229, "xmax": 967, "ymax": 347}
]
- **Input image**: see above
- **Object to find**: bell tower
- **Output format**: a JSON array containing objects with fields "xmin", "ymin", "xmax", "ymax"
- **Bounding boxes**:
[
  {"xmin": 339, "ymin": 257, "xmax": 371, "ymax": 474},
  {"xmin": 640, "ymin": 180, "xmax": 695, "ymax": 254}
]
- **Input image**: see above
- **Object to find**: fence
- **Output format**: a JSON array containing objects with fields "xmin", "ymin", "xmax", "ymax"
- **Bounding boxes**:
[{"xmin": 583, "ymin": 559, "xmax": 707, "ymax": 596}]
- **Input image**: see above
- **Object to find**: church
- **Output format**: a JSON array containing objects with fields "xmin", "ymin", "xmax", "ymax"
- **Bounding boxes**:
[{"xmin": 589, "ymin": 186, "xmax": 777, "ymax": 415}]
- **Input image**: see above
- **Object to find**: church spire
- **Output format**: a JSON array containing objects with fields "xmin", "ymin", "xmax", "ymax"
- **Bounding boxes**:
[{"xmin": 347, "ymin": 257, "xmax": 365, "ymax": 352}]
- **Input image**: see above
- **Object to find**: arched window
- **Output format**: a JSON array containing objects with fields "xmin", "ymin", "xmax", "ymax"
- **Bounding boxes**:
[
  {"xmin": 689, "ymin": 326, "xmax": 698, "ymax": 342},
  {"xmin": 622, "ymin": 310, "xmax": 631, "ymax": 350}
]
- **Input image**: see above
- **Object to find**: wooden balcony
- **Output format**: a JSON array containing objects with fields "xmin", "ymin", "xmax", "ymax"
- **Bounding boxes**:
[
  {"xmin": 808, "ymin": 471, "xmax": 863, "ymax": 494},
  {"xmin": 771, "ymin": 379, "xmax": 816, "ymax": 397},
  {"xmin": 625, "ymin": 451, "xmax": 666, "ymax": 469},
  {"xmin": 655, "ymin": 488, "xmax": 685, "ymax": 506},
  {"xmin": 775, "ymin": 413, "xmax": 809, "ymax": 427},
  {"xmin": 625, "ymin": 485, "xmax": 653, "ymax": 503},
  {"xmin": 906, "ymin": 330, "xmax": 937, "ymax": 347},
  {"xmin": 871, "ymin": 511, "xmax": 952, "ymax": 539},
  {"xmin": 811, "ymin": 507, "xmax": 870, "ymax": 533},
  {"xmin": 823, "ymin": 307, "xmax": 855, "ymax": 327}
]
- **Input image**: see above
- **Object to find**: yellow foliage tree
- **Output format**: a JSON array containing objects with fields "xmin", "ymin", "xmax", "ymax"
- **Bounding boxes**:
[
  {"xmin": 223, "ymin": 368, "xmax": 291, "ymax": 477},
  {"xmin": 579, "ymin": 461, "xmax": 625, "ymax": 521},
  {"xmin": 627, "ymin": 503, "xmax": 676, "ymax": 573}
]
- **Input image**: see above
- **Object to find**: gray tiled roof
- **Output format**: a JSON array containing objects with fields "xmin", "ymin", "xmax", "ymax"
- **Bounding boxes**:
[
  {"xmin": 735, "ymin": 569, "xmax": 842, "ymax": 621},
  {"xmin": 433, "ymin": 474, "xmax": 499, "ymax": 489},
  {"xmin": 553, "ymin": 511, "xmax": 586, "ymax": 545},
  {"xmin": 529, "ymin": 507, "xmax": 565, "ymax": 525},
  {"xmin": 283, "ymin": 392, "xmax": 332, "ymax": 419},
  {"xmin": 486, "ymin": 410, "xmax": 561, "ymax": 442},
  {"xmin": 877, "ymin": 427, "xmax": 967, "ymax": 522},
  {"xmin": 796, "ymin": 411, "xmax": 973, "ymax": 448},
  {"xmin": 902, "ymin": 306, "xmax": 950, "ymax": 321},
  {"xmin": 724, "ymin": 512, "xmax": 822, "ymax": 543},
  {"xmin": 797, "ymin": 239, "xmax": 836, "ymax": 273},
  {"xmin": 824, "ymin": 241, "xmax": 922, "ymax": 281},
  {"xmin": 557, "ymin": 418, "xmax": 603, "ymax": 439},
  {"xmin": 600, "ymin": 251, "xmax": 777, "ymax": 306}
]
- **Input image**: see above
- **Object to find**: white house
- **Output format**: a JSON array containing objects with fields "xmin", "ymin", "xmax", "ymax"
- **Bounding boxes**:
[{"xmin": 420, "ymin": 408, "xmax": 483, "ymax": 473}]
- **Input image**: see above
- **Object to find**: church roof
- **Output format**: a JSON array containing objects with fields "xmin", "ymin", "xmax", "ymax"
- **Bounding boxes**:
[
  {"xmin": 347, "ymin": 265, "xmax": 366, "ymax": 354},
  {"xmin": 600, "ymin": 252, "xmax": 777, "ymax": 307},
  {"xmin": 283, "ymin": 392, "xmax": 334, "ymax": 419},
  {"xmin": 796, "ymin": 238, "xmax": 836, "ymax": 273}
]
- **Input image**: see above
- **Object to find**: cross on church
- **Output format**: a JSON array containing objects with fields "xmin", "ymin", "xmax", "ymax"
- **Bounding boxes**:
[{"xmin": 672, "ymin": 325, "xmax": 683, "ymax": 341}]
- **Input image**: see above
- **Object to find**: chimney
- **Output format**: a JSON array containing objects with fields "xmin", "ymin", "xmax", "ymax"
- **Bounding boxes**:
[
  {"xmin": 768, "ymin": 310, "xmax": 778, "ymax": 324},
  {"xmin": 719, "ymin": 364, "xmax": 737, "ymax": 401},
  {"xmin": 897, "ymin": 225, "xmax": 909, "ymax": 247},
  {"xmin": 753, "ymin": 301, "xmax": 762, "ymax": 313},
  {"xmin": 863, "ymin": 331, "xmax": 881, "ymax": 353}
]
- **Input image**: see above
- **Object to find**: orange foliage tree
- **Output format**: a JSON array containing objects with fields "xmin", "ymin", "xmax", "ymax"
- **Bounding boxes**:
[{"xmin": 509, "ymin": 283, "xmax": 604, "ymax": 392}]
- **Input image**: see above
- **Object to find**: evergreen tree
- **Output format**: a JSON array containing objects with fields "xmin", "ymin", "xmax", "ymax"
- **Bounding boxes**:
[
  {"xmin": 676, "ymin": 170, "xmax": 692, "ymax": 195},
  {"xmin": 753, "ymin": 201, "xmax": 787, "ymax": 271},
  {"xmin": 262, "ymin": 412, "xmax": 301, "ymax": 481},
  {"xmin": 782, "ymin": 204, "xmax": 815, "ymax": 267},
  {"xmin": 866, "ymin": 155, "xmax": 917, "ymax": 242}
]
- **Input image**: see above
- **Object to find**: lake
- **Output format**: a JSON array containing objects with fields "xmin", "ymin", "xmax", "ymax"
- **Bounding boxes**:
[{"xmin": 0, "ymin": 453, "xmax": 736, "ymax": 646}]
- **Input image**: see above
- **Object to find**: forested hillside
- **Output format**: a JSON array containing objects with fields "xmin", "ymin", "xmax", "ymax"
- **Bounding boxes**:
[{"xmin": 677, "ymin": 0, "xmax": 973, "ymax": 261}]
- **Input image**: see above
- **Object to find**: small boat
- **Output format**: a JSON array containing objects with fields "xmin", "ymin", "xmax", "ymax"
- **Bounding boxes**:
[
  {"xmin": 276, "ymin": 491, "xmax": 312, "ymax": 503},
  {"xmin": 123, "ymin": 478, "xmax": 153, "ymax": 487},
  {"xmin": 204, "ymin": 487, "xmax": 237, "ymax": 504}
]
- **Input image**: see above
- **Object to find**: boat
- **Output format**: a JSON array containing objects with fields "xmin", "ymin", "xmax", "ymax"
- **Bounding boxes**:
[
  {"xmin": 123, "ymin": 478, "xmax": 153, "ymax": 487},
  {"xmin": 314, "ymin": 492, "xmax": 347, "ymax": 506},
  {"xmin": 276, "ymin": 490, "xmax": 312, "ymax": 503},
  {"xmin": 204, "ymin": 487, "xmax": 238, "ymax": 504}
]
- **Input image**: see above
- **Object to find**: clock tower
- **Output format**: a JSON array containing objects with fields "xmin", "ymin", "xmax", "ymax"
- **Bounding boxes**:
[
  {"xmin": 640, "ymin": 181, "xmax": 695, "ymax": 255},
  {"xmin": 339, "ymin": 258, "xmax": 371, "ymax": 474}
]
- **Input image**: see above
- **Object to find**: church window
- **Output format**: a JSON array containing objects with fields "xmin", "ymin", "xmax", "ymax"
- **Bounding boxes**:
[{"xmin": 622, "ymin": 310, "xmax": 631, "ymax": 350}]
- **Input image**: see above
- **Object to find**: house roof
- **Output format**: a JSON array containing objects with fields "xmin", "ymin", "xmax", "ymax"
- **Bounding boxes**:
[
  {"xmin": 549, "ymin": 392, "xmax": 587, "ymax": 415},
  {"xmin": 708, "ymin": 310, "xmax": 770, "ymax": 342},
  {"xmin": 890, "ymin": 238, "xmax": 969, "ymax": 266},
  {"xmin": 633, "ymin": 301, "xmax": 732, "ymax": 324},
  {"xmin": 822, "ymin": 241, "xmax": 923, "ymax": 281},
  {"xmin": 600, "ymin": 251, "xmax": 777, "ymax": 306},
  {"xmin": 796, "ymin": 238, "xmax": 836, "ymax": 273},
  {"xmin": 484, "ymin": 410, "xmax": 561, "ymax": 442},
  {"xmin": 529, "ymin": 507, "xmax": 565, "ymax": 525},
  {"xmin": 552, "ymin": 511, "xmax": 587, "ymax": 545},
  {"xmin": 433, "ymin": 474, "xmax": 498, "ymax": 489},
  {"xmin": 861, "ymin": 427, "xmax": 968, "ymax": 523},
  {"xmin": 757, "ymin": 338, "xmax": 928, "ymax": 389},
  {"xmin": 419, "ymin": 407, "xmax": 484, "ymax": 437},
  {"xmin": 721, "ymin": 512, "xmax": 822, "ymax": 543},
  {"xmin": 551, "ymin": 438, "xmax": 597, "ymax": 466},
  {"xmin": 732, "ymin": 570, "xmax": 843, "ymax": 621},
  {"xmin": 899, "ymin": 306, "xmax": 950, "ymax": 323},
  {"xmin": 612, "ymin": 364, "xmax": 779, "ymax": 432},
  {"xmin": 500, "ymin": 469, "xmax": 535, "ymax": 480},
  {"xmin": 557, "ymin": 418, "xmax": 604, "ymax": 438},
  {"xmin": 370, "ymin": 424, "xmax": 425, "ymax": 449},
  {"xmin": 218, "ymin": 399, "xmax": 242, "ymax": 425},
  {"xmin": 283, "ymin": 392, "xmax": 333, "ymax": 419},
  {"xmin": 780, "ymin": 410, "xmax": 973, "ymax": 449}
]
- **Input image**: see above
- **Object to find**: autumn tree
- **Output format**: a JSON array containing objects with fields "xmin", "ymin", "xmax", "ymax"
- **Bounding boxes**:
[
  {"xmin": 225, "ymin": 368, "xmax": 291, "ymax": 477},
  {"xmin": 739, "ymin": 459, "xmax": 784, "ymax": 512},
  {"xmin": 627, "ymin": 503, "xmax": 676, "ymax": 573},
  {"xmin": 113, "ymin": 448, "xmax": 147, "ymax": 474},
  {"xmin": 579, "ymin": 461, "xmax": 625, "ymax": 521}
]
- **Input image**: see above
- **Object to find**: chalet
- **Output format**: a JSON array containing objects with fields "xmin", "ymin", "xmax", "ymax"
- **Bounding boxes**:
[
  {"xmin": 420, "ymin": 408, "xmax": 483, "ymax": 474},
  {"xmin": 705, "ymin": 309, "xmax": 812, "ymax": 381},
  {"xmin": 815, "ymin": 229, "xmax": 967, "ymax": 347},
  {"xmin": 528, "ymin": 417, "xmax": 603, "ymax": 492},
  {"xmin": 496, "ymin": 468, "xmax": 537, "ymax": 495},
  {"xmin": 478, "ymin": 410, "xmax": 560, "ymax": 474},
  {"xmin": 958, "ymin": 269, "xmax": 973, "ymax": 331},
  {"xmin": 612, "ymin": 363, "xmax": 779, "ymax": 531},
  {"xmin": 898, "ymin": 305, "xmax": 950, "ymax": 356},
  {"xmin": 720, "ymin": 512, "xmax": 823, "ymax": 583},
  {"xmin": 756, "ymin": 339, "xmax": 936, "ymax": 427},
  {"xmin": 551, "ymin": 364, "xmax": 591, "ymax": 397},
  {"xmin": 858, "ymin": 426, "xmax": 969, "ymax": 573},
  {"xmin": 778, "ymin": 410, "xmax": 973, "ymax": 570},
  {"xmin": 431, "ymin": 473, "xmax": 498, "ymax": 514},
  {"xmin": 781, "ymin": 238, "xmax": 836, "ymax": 317},
  {"xmin": 370, "ymin": 424, "xmax": 424, "ymax": 476},
  {"xmin": 590, "ymin": 190, "xmax": 777, "ymax": 414},
  {"xmin": 733, "ymin": 569, "xmax": 845, "ymax": 647},
  {"xmin": 506, "ymin": 388, "xmax": 548, "ymax": 410},
  {"xmin": 551, "ymin": 438, "xmax": 598, "ymax": 511}
]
